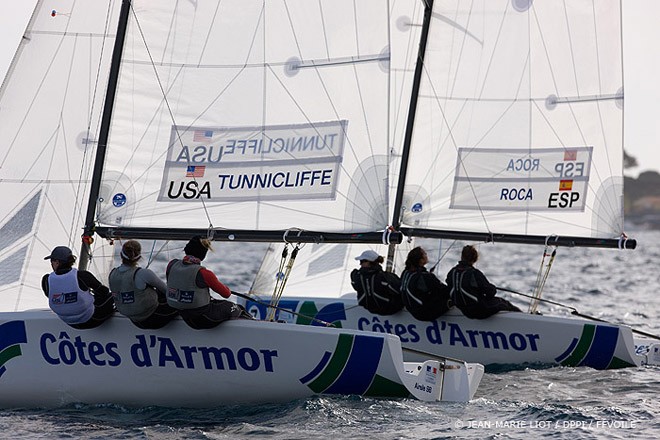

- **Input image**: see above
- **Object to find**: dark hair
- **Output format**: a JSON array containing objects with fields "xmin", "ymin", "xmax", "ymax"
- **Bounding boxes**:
[
  {"xmin": 58, "ymin": 255, "xmax": 77, "ymax": 269},
  {"xmin": 363, "ymin": 255, "xmax": 385, "ymax": 266},
  {"xmin": 461, "ymin": 245, "xmax": 479, "ymax": 265},
  {"xmin": 404, "ymin": 246, "xmax": 426, "ymax": 271},
  {"xmin": 121, "ymin": 240, "xmax": 142, "ymax": 266},
  {"xmin": 184, "ymin": 236, "xmax": 213, "ymax": 260}
]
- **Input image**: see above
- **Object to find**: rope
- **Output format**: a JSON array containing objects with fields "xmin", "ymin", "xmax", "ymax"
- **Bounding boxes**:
[
  {"xmin": 232, "ymin": 291, "xmax": 335, "ymax": 327},
  {"xmin": 266, "ymin": 243, "xmax": 301, "ymax": 321},
  {"xmin": 528, "ymin": 240, "xmax": 557, "ymax": 314}
]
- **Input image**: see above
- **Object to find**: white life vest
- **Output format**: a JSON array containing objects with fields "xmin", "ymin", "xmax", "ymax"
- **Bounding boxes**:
[{"xmin": 48, "ymin": 269, "xmax": 95, "ymax": 324}]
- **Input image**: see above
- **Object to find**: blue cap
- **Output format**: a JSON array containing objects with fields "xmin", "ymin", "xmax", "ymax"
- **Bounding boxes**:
[{"xmin": 44, "ymin": 246, "xmax": 73, "ymax": 261}]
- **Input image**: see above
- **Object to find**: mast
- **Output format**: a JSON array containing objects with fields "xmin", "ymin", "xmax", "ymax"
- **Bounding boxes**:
[
  {"xmin": 390, "ymin": 0, "xmax": 434, "ymax": 231},
  {"xmin": 79, "ymin": 0, "xmax": 132, "ymax": 270},
  {"xmin": 386, "ymin": 0, "xmax": 434, "ymax": 269}
]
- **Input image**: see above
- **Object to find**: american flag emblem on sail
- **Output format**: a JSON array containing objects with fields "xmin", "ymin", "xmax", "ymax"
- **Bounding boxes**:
[
  {"xmin": 193, "ymin": 130, "xmax": 213, "ymax": 142},
  {"xmin": 559, "ymin": 180, "xmax": 573, "ymax": 191},
  {"xmin": 186, "ymin": 166, "xmax": 205, "ymax": 178},
  {"xmin": 563, "ymin": 150, "xmax": 577, "ymax": 161}
]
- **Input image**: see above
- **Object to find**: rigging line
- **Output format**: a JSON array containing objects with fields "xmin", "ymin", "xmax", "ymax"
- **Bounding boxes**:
[
  {"xmin": 497, "ymin": 285, "xmax": 660, "ymax": 341},
  {"xmin": 129, "ymin": 4, "xmax": 214, "ymax": 228},
  {"xmin": 266, "ymin": 245, "xmax": 289, "ymax": 322},
  {"xmin": 262, "ymin": 67, "xmax": 388, "ymax": 221},
  {"xmin": 231, "ymin": 290, "xmax": 336, "ymax": 327},
  {"xmin": 76, "ymin": 1, "xmax": 115, "ymax": 233},
  {"xmin": 280, "ymin": 4, "xmax": 390, "ymax": 211},
  {"xmin": 108, "ymin": 67, "xmax": 187, "ymax": 196},
  {"xmin": 429, "ymin": 240, "xmax": 457, "ymax": 274},
  {"xmin": 532, "ymin": 6, "xmax": 592, "ymax": 152},
  {"xmin": 530, "ymin": 99, "xmax": 622, "ymax": 232},
  {"xmin": 420, "ymin": 62, "xmax": 492, "ymax": 233},
  {"xmin": 269, "ymin": 245, "xmax": 300, "ymax": 316},
  {"xmin": 261, "ymin": 64, "xmax": 386, "ymax": 222}
]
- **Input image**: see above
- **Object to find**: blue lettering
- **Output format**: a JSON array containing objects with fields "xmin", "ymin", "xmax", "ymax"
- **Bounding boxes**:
[
  {"xmin": 88, "ymin": 341, "xmax": 106, "ymax": 366},
  {"xmin": 509, "ymin": 333, "xmax": 527, "ymax": 351},
  {"xmin": 480, "ymin": 331, "xmax": 508, "ymax": 349},
  {"xmin": 407, "ymin": 325, "xmax": 420, "ymax": 343},
  {"xmin": 200, "ymin": 347, "xmax": 237, "ymax": 370},
  {"xmin": 448, "ymin": 323, "xmax": 469, "ymax": 347},
  {"xmin": 260, "ymin": 349, "xmax": 277, "ymax": 372},
  {"xmin": 158, "ymin": 337, "xmax": 184, "ymax": 368},
  {"xmin": 500, "ymin": 187, "xmax": 533, "ymax": 201},
  {"xmin": 237, "ymin": 348, "xmax": 259, "ymax": 371},
  {"xmin": 106, "ymin": 343, "xmax": 121, "ymax": 367},
  {"xmin": 130, "ymin": 335, "xmax": 153, "ymax": 367},
  {"xmin": 466, "ymin": 330, "xmax": 480, "ymax": 347},
  {"xmin": 425, "ymin": 321, "xmax": 443, "ymax": 344},
  {"xmin": 506, "ymin": 158, "xmax": 540, "ymax": 172},
  {"xmin": 526, "ymin": 333, "xmax": 540, "ymax": 351},
  {"xmin": 40, "ymin": 333, "xmax": 60, "ymax": 365}
]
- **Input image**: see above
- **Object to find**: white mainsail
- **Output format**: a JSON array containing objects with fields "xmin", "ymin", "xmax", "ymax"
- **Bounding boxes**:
[
  {"xmin": 398, "ymin": 0, "xmax": 626, "ymax": 240},
  {"xmin": 0, "ymin": 1, "xmax": 121, "ymax": 311},
  {"xmin": 97, "ymin": 0, "xmax": 394, "ymax": 235}
]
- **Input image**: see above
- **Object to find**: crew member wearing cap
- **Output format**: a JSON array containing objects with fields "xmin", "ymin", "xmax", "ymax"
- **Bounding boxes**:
[
  {"xmin": 109, "ymin": 240, "xmax": 179, "ymax": 329},
  {"xmin": 400, "ymin": 246, "xmax": 452, "ymax": 321},
  {"xmin": 350, "ymin": 249, "xmax": 403, "ymax": 315},
  {"xmin": 166, "ymin": 236, "xmax": 252, "ymax": 329},
  {"xmin": 42, "ymin": 245, "xmax": 115, "ymax": 329}
]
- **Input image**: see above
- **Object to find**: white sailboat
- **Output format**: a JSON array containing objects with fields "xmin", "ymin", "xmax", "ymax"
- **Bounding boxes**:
[
  {"xmin": 0, "ymin": 0, "xmax": 485, "ymax": 407},
  {"xmin": 243, "ymin": 0, "xmax": 660, "ymax": 370}
]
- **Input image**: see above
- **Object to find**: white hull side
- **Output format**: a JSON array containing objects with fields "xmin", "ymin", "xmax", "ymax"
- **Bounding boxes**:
[
  {"xmin": 243, "ymin": 297, "xmax": 642, "ymax": 370},
  {"xmin": 0, "ymin": 310, "xmax": 482, "ymax": 408}
]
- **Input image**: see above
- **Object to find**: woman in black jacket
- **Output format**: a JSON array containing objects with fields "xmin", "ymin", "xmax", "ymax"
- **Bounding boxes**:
[
  {"xmin": 446, "ymin": 245, "xmax": 521, "ymax": 319},
  {"xmin": 400, "ymin": 247, "xmax": 451, "ymax": 321}
]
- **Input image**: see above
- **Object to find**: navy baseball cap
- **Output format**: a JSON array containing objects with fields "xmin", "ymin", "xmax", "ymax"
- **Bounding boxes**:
[{"xmin": 44, "ymin": 246, "xmax": 73, "ymax": 261}]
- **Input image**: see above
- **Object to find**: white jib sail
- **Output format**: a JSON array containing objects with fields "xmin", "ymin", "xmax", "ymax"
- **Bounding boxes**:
[{"xmin": 0, "ymin": 1, "xmax": 121, "ymax": 311}]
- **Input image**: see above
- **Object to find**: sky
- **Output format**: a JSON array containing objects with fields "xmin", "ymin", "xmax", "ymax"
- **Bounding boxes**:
[{"xmin": 0, "ymin": 1, "xmax": 658, "ymax": 177}]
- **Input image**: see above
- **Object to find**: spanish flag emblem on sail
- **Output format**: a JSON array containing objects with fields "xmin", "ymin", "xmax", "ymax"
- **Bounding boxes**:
[{"xmin": 559, "ymin": 180, "xmax": 573, "ymax": 191}]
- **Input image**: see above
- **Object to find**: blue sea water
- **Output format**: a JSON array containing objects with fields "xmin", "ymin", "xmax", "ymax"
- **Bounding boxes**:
[{"xmin": 1, "ymin": 229, "xmax": 659, "ymax": 439}]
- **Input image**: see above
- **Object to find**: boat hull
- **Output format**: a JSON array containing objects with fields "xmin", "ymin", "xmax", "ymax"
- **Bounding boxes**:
[
  {"xmin": 0, "ymin": 310, "xmax": 482, "ymax": 408},
  {"xmin": 243, "ymin": 297, "xmax": 643, "ymax": 370}
]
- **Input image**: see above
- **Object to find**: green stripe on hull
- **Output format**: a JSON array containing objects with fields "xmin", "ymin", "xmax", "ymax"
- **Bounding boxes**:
[
  {"xmin": 0, "ymin": 344, "xmax": 22, "ymax": 367},
  {"xmin": 561, "ymin": 324, "xmax": 595, "ymax": 367},
  {"xmin": 364, "ymin": 374, "xmax": 410, "ymax": 398},
  {"xmin": 607, "ymin": 356, "xmax": 636, "ymax": 369},
  {"xmin": 307, "ymin": 334, "xmax": 353, "ymax": 393},
  {"xmin": 296, "ymin": 302, "xmax": 319, "ymax": 325}
]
